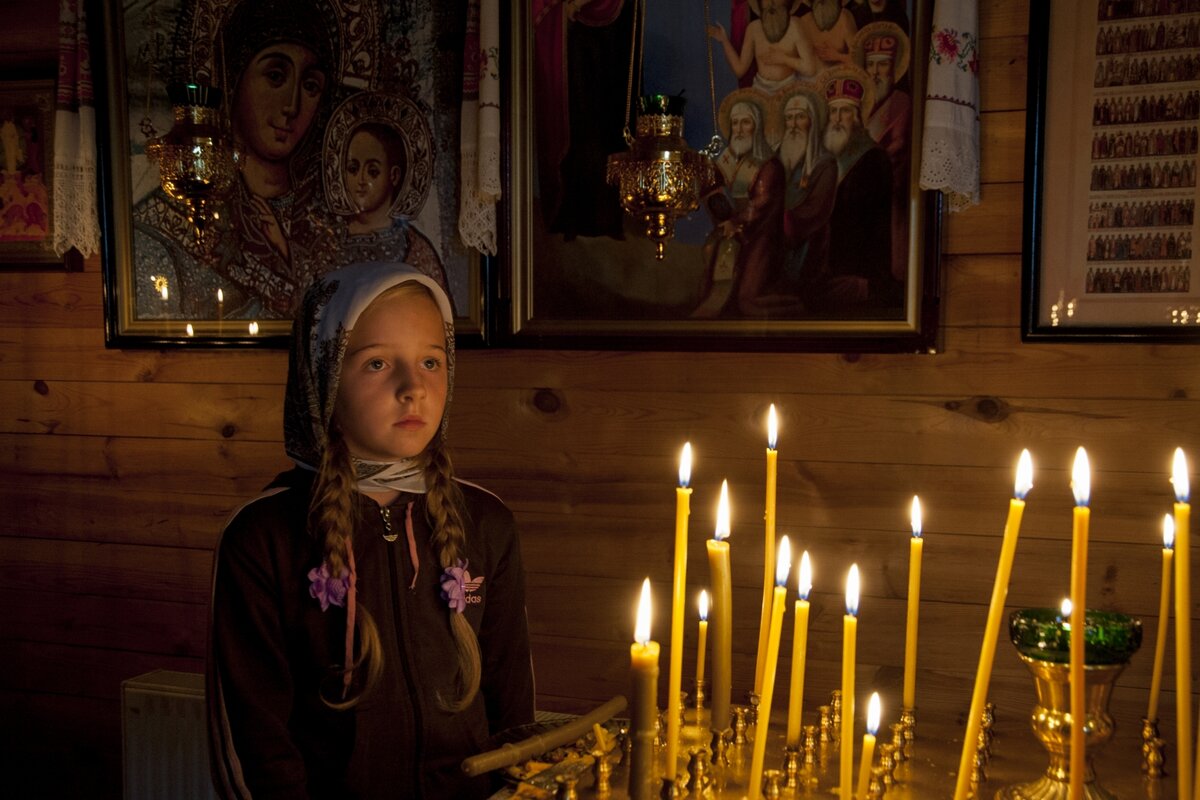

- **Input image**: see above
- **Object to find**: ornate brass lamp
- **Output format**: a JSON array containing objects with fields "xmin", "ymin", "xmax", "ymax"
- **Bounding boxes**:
[
  {"xmin": 606, "ymin": 94, "xmax": 714, "ymax": 260},
  {"xmin": 145, "ymin": 82, "xmax": 238, "ymax": 235}
]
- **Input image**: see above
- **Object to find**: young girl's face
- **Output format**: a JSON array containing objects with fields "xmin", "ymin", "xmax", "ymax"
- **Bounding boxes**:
[
  {"xmin": 333, "ymin": 287, "xmax": 448, "ymax": 461},
  {"xmin": 344, "ymin": 129, "xmax": 399, "ymax": 216}
]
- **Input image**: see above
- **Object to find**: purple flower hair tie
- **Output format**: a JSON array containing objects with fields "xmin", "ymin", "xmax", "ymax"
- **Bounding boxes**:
[
  {"xmin": 440, "ymin": 559, "xmax": 469, "ymax": 614},
  {"xmin": 308, "ymin": 561, "xmax": 350, "ymax": 611}
]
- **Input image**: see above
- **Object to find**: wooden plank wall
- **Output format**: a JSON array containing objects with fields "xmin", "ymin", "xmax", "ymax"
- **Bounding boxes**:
[{"xmin": 2, "ymin": 1, "xmax": 1197, "ymax": 796}]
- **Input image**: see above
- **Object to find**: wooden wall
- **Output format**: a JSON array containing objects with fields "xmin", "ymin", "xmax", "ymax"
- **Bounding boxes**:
[{"xmin": 2, "ymin": 2, "xmax": 1197, "ymax": 797}]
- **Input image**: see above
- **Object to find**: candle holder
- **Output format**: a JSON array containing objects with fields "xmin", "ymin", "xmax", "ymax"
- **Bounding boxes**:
[
  {"xmin": 890, "ymin": 722, "xmax": 907, "ymax": 764},
  {"xmin": 982, "ymin": 702, "xmax": 997, "ymax": 752},
  {"xmin": 1144, "ymin": 737, "xmax": 1166, "ymax": 779},
  {"xmin": 710, "ymin": 728, "xmax": 731, "ymax": 770},
  {"xmin": 900, "ymin": 706, "xmax": 916, "ymax": 752},
  {"xmin": 761, "ymin": 768, "xmax": 783, "ymax": 798},
  {"xmin": 818, "ymin": 706, "xmax": 833, "ymax": 744},
  {"xmin": 880, "ymin": 742, "xmax": 899, "ymax": 789},
  {"xmin": 996, "ymin": 608, "xmax": 1143, "ymax": 800},
  {"xmin": 591, "ymin": 748, "xmax": 615, "ymax": 797},
  {"xmin": 694, "ymin": 679, "xmax": 706, "ymax": 714},
  {"xmin": 830, "ymin": 690, "xmax": 842, "ymax": 742},
  {"xmin": 686, "ymin": 747, "xmax": 710, "ymax": 796},
  {"xmin": 745, "ymin": 692, "xmax": 760, "ymax": 730},
  {"xmin": 802, "ymin": 725, "xmax": 818, "ymax": 766},
  {"xmin": 731, "ymin": 707, "xmax": 749, "ymax": 746},
  {"xmin": 780, "ymin": 745, "xmax": 800, "ymax": 789},
  {"xmin": 867, "ymin": 766, "xmax": 886, "ymax": 799},
  {"xmin": 556, "ymin": 772, "xmax": 580, "ymax": 800},
  {"xmin": 1139, "ymin": 718, "xmax": 1162, "ymax": 775}
]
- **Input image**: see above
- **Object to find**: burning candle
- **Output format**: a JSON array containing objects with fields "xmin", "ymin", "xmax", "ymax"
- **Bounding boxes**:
[
  {"xmin": 786, "ymin": 551, "xmax": 813, "ymax": 746},
  {"xmin": 706, "ymin": 480, "xmax": 733, "ymax": 734},
  {"xmin": 1171, "ymin": 448, "xmax": 1193, "ymax": 800},
  {"xmin": 665, "ymin": 444, "xmax": 692, "ymax": 776},
  {"xmin": 629, "ymin": 578, "xmax": 659, "ymax": 800},
  {"xmin": 856, "ymin": 693, "xmax": 882, "ymax": 800},
  {"xmin": 903, "ymin": 495, "xmax": 923, "ymax": 711},
  {"xmin": 840, "ymin": 565, "xmax": 859, "ymax": 800},
  {"xmin": 954, "ymin": 450, "xmax": 1033, "ymax": 800},
  {"xmin": 755, "ymin": 405, "xmax": 779, "ymax": 696},
  {"xmin": 1069, "ymin": 447, "xmax": 1090, "ymax": 800},
  {"xmin": 1147, "ymin": 514, "xmax": 1174, "ymax": 722},
  {"xmin": 696, "ymin": 590, "xmax": 709, "ymax": 692},
  {"xmin": 749, "ymin": 536, "xmax": 791, "ymax": 800}
]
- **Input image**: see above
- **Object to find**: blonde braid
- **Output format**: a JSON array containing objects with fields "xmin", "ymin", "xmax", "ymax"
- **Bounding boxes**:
[
  {"xmin": 310, "ymin": 432, "xmax": 383, "ymax": 708},
  {"xmin": 424, "ymin": 441, "xmax": 482, "ymax": 711}
]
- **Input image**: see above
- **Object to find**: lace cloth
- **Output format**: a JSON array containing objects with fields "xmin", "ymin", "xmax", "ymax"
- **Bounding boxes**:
[
  {"xmin": 458, "ymin": 0, "xmax": 501, "ymax": 255},
  {"xmin": 53, "ymin": 0, "xmax": 100, "ymax": 257},
  {"xmin": 918, "ymin": 0, "xmax": 981, "ymax": 212}
]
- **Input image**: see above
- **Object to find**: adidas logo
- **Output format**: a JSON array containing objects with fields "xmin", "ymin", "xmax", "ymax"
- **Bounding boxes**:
[{"xmin": 463, "ymin": 571, "xmax": 484, "ymax": 604}]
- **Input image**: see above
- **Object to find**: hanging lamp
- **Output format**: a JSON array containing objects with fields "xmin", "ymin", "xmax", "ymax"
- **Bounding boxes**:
[
  {"xmin": 145, "ymin": 82, "xmax": 238, "ymax": 236},
  {"xmin": 605, "ymin": 0, "xmax": 716, "ymax": 260}
]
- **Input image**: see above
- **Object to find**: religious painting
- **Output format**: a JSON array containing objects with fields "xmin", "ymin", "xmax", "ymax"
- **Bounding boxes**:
[
  {"xmin": 1023, "ymin": 1, "xmax": 1200, "ymax": 341},
  {"xmin": 96, "ymin": 0, "xmax": 486, "ymax": 346},
  {"xmin": 0, "ymin": 79, "xmax": 75, "ymax": 269},
  {"xmin": 505, "ymin": 0, "xmax": 939, "ymax": 350}
]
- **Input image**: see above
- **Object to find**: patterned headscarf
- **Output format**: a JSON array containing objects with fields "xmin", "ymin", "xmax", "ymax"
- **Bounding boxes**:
[{"xmin": 284, "ymin": 262, "xmax": 455, "ymax": 494}]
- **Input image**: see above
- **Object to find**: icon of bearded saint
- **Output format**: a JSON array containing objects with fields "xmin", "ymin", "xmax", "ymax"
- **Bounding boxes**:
[{"xmin": 810, "ymin": 0, "xmax": 842, "ymax": 32}]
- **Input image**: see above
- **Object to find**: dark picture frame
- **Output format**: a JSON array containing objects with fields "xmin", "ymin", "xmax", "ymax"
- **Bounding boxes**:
[
  {"xmin": 93, "ymin": 0, "xmax": 488, "ymax": 348},
  {"xmin": 0, "ymin": 78, "xmax": 81, "ymax": 271},
  {"xmin": 501, "ymin": 0, "xmax": 940, "ymax": 351},
  {"xmin": 1023, "ymin": 1, "xmax": 1200, "ymax": 342}
]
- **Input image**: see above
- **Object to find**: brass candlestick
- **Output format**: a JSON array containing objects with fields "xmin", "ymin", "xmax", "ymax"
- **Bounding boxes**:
[
  {"xmin": 900, "ymin": 706, "xmax": 916, "ymax": 753},
  {"xmin": 890, "ymin": 722, "xmax": 908, "ymax": 764},
  {"xmin": 818, "ymin": 706, "xmax": 833, "ymax": 744},
  {"xmin": 830, "ymin": 690, "xmax": 842, "ymax": 742}
]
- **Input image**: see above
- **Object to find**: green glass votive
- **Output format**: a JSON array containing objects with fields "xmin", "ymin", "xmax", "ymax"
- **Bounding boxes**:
[{"xmin": 1008, "ymin": 607, "xmax": 1142, "ymax": 665}]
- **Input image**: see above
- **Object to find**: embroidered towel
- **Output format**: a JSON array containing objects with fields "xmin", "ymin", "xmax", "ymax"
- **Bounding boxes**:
[
  {"xmin": 458, "ymin": 0, "xmax": 501, "ymax": 255},
  {"xmin": 53, "ymin": 0, "xmax": 99, "ymax": 256},
  {"xmin": 919, "ymin": 0, "xmax": 981, "ymax": 211}
]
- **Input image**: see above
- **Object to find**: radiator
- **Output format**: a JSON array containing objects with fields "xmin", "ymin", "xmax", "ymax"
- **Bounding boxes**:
[{"xmin": 121, "ymin": 669, "xmax": 217, "ymax": 800}]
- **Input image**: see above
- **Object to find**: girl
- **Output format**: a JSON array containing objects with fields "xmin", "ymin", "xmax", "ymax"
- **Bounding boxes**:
[{"xmin": 207, "ymin": 262, "xmax": 535, "ymax": 798}]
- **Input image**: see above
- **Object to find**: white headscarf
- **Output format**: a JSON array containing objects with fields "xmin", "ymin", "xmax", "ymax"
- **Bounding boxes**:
[{"xmin": 283, "ymin": 262, "xmax": 455, "ymax": 494}]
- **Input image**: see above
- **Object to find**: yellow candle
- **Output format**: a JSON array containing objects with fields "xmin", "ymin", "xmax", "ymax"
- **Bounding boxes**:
[
  {"xmin": 629, "ymin": 579, "xmax": 660, "ymax": 800},
  {"xmin": 856, "ymin": 693, "xmax": 882, "ymax": 800},
  {"xmin": 786, "ymin": 551, "xmax": 813, "ymax": 747},
  {"xmin": 840, "ymin": 565, "xmax": 859, "ymax": 800},
  {"xmin": 665, "ymin": 444, "xmax": 692, "ymax": 776},
  {"xmin": 903, "ymin": 495, "xmax": 923, "ymax": 710},
  {"xmin": 696, "ymin": 590, "xmax": 709, "ymax": 688},
  {"xmin": 1171, "ymin": 448, "xmax": 1193, "ymax": 800},
  {"xmin": 749, "ymin": 536, "xmax": 791, "ymax": 800},
  {"xmin": 755, "ymin": 405, "xmax": 779, "ymax": 695},
  {"xmin": 707, "ymin": 480, "xmax": 733, "ymax": 734},
  {"xmin": 953, "ymin": 450, "xmax": 1033, "ymax": 800},
  {"xmin": 1147, "ymin": 514, "xmax": 1174, "ymax": 722},
  {"xmin": 1068, "ymin": 447, "xmax": 1090, "ymax": 800}
]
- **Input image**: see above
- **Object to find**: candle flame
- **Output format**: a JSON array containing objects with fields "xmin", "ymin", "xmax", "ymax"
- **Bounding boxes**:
[
  {"xmin": 1061, "ymin": 598, "xmax": 1073, "ymax": 618},
  {"xmin": 679, "ymin": 442, "xmax": 692, "ymax": 488},
  {"xmin": 1015, "ymin": 449, "xmax": 1034, "ymax": 499},
  {"xmin": 714, "ymin": 480, "xmax": 731, "ymax": 541},
  {"xmin": 185, "ymin": 323, "xmax": 194, "ymax": 337},
  {"xmin": 867, "ymin": 692, "xmax": 882, "ymax": 735},
  {"xmin": 767, "ymin": 404, "xmax": 778, "ymax": 450},
  {"xmin": 910, "ymin": 495, "xmax": 922, "ymax": 538},
  {"xmin": 775, "ymin": 535, "xmax": 792, "ymax": 586},
  {"xmin": 635, "ymin": 578, "xmax": 652, "ymax": 645},
  {"xmin": 1172, "ymin": 447, "xmax": 1189, "ymax": 502},
  {"xmin": 161, "ymin": 285, "xmax": 169, "ymax": 301},
  {"xmin": 798, "ymin": 551, "xmax": 813, "ymax": 600},
  {"xmin": 699, "ymin": 589, "xmax": 709, "ymax": 621},
  {"xmin": 846, "ymin": 564, "xmax": 860, "ymax": 616},
  {"xmin": 1163, "ymin": 513, "xmax": 1175, "ymax": 549},
  {"xmin": 248, "ymin": 321, "xmax": 259, "ymax": 335},
  {"xmin": 1071, "ymin": 447, "xmax": 1090, "ymax": 507},
  {"xmin": 217, "ymin": 288, "xmax": 224, "ymax": 304}
]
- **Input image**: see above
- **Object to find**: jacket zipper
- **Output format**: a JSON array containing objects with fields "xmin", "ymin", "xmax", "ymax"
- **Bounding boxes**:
[{"xmin": 381, "ymin": 504, "xmax": 425, "ymax": 798}]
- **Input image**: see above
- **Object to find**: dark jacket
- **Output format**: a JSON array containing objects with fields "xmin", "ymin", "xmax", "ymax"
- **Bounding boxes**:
[{"xmin": 208, "ymin": 468, "xmax": 535, "ymax": 799}]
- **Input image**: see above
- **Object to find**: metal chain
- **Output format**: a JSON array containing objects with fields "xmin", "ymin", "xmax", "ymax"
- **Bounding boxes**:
[
  {"xmin": 701, "ymin": 0, "xmax": 725, "ymax": 158},
  {"xmin": 621, "ymin": 0, "xmax": 641, "ymax": 146}
]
